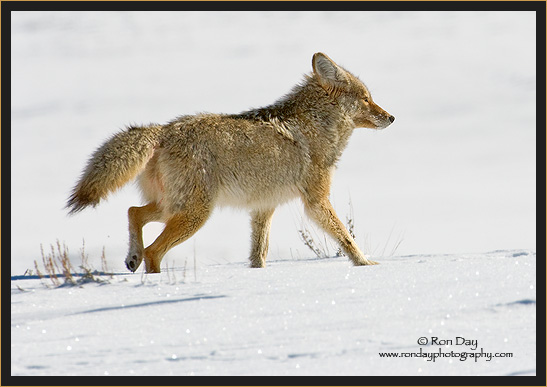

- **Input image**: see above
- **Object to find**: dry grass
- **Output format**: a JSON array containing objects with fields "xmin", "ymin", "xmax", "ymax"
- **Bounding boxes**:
[
  {"xmin": 297, "ymin": 228, "xmax": 327, "ymax": 258},
  {"xmin": 298, "ymin": 198, "xmax": 404, "ymax": 259},
  {"xmin": 34, "ymin": 240, "xmax": 112, "ymax": 288}
]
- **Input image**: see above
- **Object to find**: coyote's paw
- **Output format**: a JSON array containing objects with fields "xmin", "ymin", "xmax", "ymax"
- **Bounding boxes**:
[
  {"xmin": 125, "ymin": 249, "xmax": 144, "ymax": 272},
  {"xmin": 144, "ymin": 259, "xmax": 161, "ymax": 274},
  {"xmin": 354, "ymin": 255, "xmax": 379, "ymax": 266},
  {"xmin": 249, "ymin": 260, "xmax": 266, "ymax": 269}
]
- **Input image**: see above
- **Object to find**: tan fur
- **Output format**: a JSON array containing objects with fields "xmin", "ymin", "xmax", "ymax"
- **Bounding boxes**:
[{"xmin": 67, "ymin": 53, "xmax": 394, "ymax": 273}]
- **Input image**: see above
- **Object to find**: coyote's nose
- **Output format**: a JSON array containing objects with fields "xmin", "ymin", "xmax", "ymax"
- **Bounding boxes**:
[{"xmin": 389, "ymin": 115, "xmax": 395, "ymax": 123}]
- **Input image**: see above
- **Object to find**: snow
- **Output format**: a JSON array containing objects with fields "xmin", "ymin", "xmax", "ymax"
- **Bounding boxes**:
[
  {"xmin": 11, "ymin": 250, "xmax": 536, "ymax": 376},
  {"xmin": 9, "ymin": 9, "xmax": 538, "ymax": 377}
]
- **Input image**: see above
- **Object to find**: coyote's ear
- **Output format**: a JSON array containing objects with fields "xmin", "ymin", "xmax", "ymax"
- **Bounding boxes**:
[{"xmin": 312, "ymin": 52, "xmax": 349, "ymax": 95}]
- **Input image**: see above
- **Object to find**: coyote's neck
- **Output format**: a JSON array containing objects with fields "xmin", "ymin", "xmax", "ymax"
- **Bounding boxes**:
[
  {"xmin": 233, "ymin": 75, "xmax": 345, "ymax": 129},
  {"xmin": 232, "ymin": 75, "xmax": 355, "ymax": 167}
]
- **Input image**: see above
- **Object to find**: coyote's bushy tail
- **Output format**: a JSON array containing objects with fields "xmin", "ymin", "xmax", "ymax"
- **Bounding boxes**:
[{"xmin": 66, "ymin": 124, "xmax": 162, "ymax": 214}]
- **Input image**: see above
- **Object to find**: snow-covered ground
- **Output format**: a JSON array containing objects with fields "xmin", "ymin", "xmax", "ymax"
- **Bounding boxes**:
[
  {"xmin": 11, "ymin": 250, "xmax": 537, "ymax": 376},
  {"xmin": 10, "ymin": 9, "xmax": 538, "ymax": 377}
]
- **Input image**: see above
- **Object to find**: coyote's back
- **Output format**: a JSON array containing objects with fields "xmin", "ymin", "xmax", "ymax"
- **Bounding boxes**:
[{"xmin": 68, "ymin": 52, "xmax": 394, "ymax": 273}]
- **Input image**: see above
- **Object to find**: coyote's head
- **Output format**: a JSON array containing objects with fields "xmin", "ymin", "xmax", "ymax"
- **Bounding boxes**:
[{"xmin": 312, "ymin": 52, "xmax": 394, "ymax": 130}]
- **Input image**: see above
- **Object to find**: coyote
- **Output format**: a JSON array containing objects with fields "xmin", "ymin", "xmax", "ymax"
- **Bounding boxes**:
[{"xmin": 67, "ymin": 53, "xmax": 394, "ymax": 273}]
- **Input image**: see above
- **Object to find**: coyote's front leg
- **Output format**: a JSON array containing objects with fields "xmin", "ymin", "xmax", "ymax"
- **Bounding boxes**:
[
  {"xmin": 249, "ymin": 208, "xmax": 276, "ymax": 268},
  {"xmin": 303, "ymin": 198, "xmax": 378, "ymax": 266}
]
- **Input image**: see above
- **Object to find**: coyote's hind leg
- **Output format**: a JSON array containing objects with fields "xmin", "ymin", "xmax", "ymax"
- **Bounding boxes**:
[
  {"xmin": 143, "ymin": 204, "xmax": 211, "ymax": 273},
  {"xmin": 126, "ymin": 202, "xmax": 163, "ymax": 272}
]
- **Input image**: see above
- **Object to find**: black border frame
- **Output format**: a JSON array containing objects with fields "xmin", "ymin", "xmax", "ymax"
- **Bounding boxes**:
[{"xmin": 2, "ymin": 2, "xmax": 545, "ymax": 386}]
